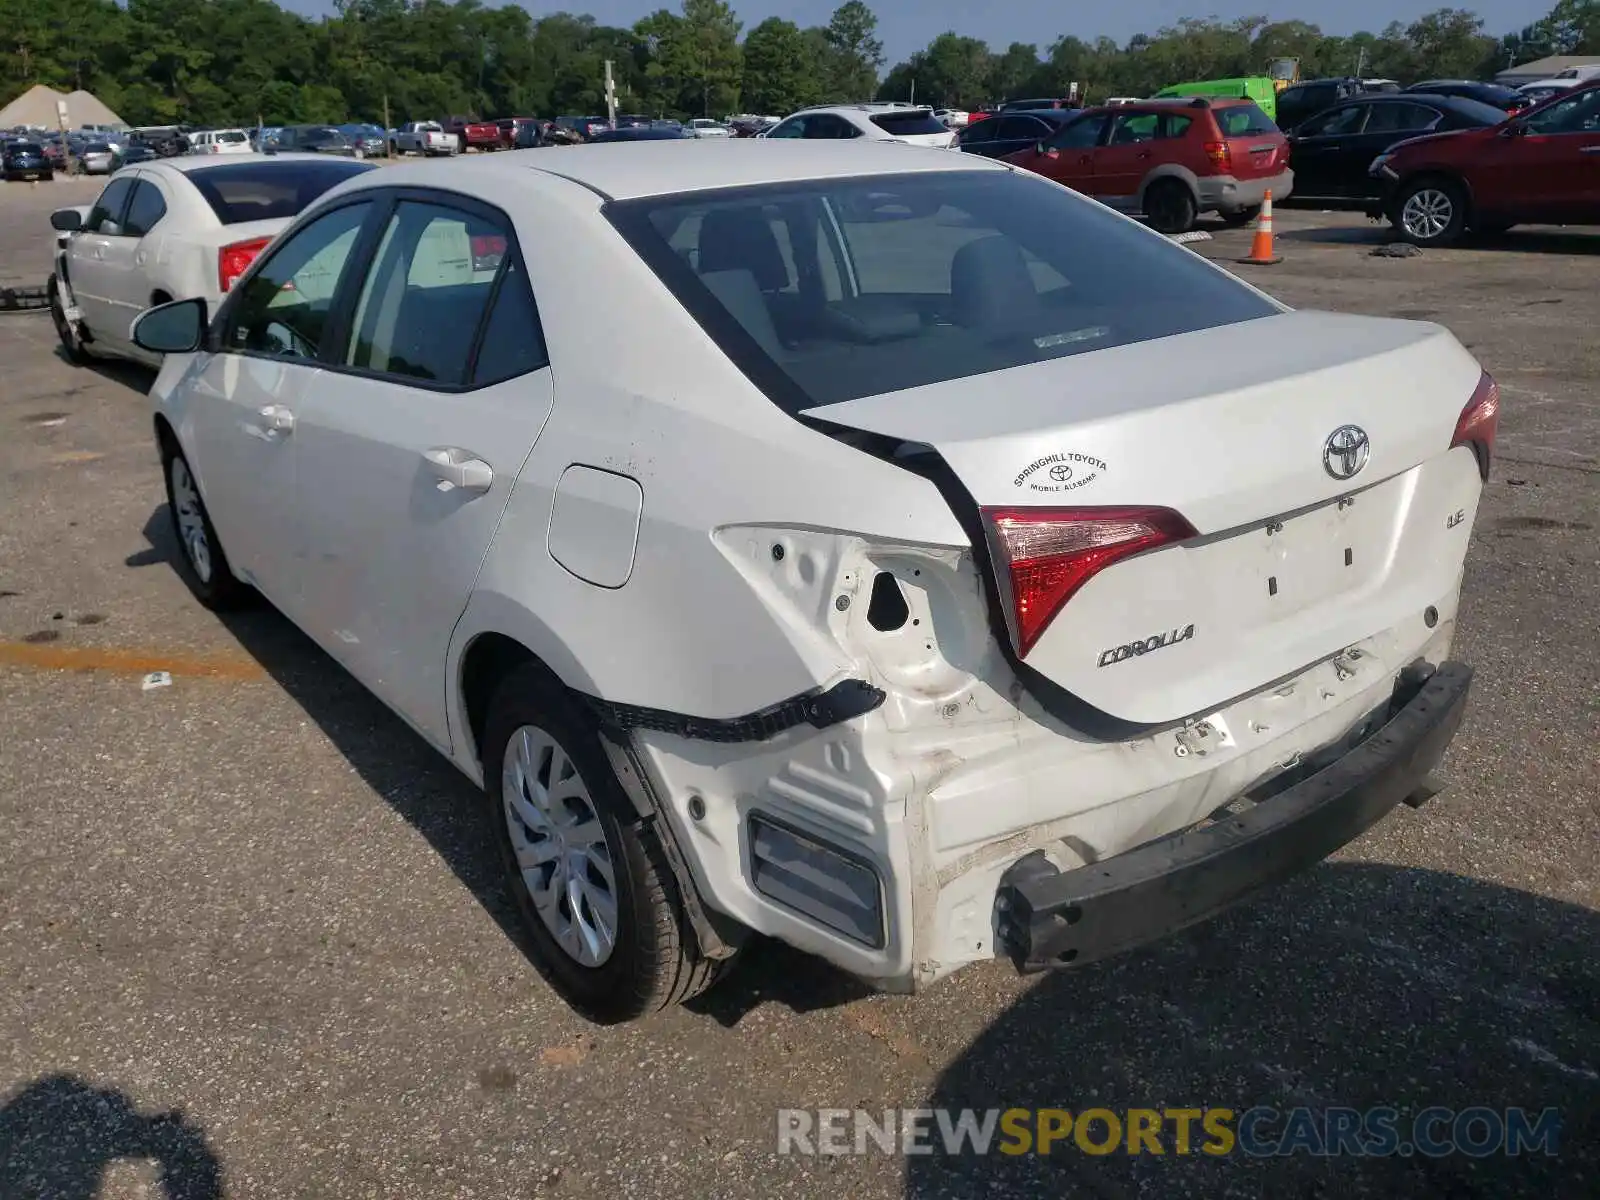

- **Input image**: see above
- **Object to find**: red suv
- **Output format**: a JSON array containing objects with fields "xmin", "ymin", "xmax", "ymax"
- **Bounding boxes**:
[
  {"xmin": 1370, "ymin": 80, "xmax": 1600, "ymax": 246},
  {"xmin": 1002, "ymin": 97, "xmax": 1293, "ymax": 234}
]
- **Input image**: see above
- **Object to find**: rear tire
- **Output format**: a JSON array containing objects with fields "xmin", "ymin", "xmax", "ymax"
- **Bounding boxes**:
[
  {"xmin": 483, "ymin": 665, "xmax": 734, "ymax": 1023},
  {"xmin": 1392, "ymin": 176, "xmax": 1467, "ymax": 247},
  {"xmin": 161, "ymin": 444, "xmax": 252, "ymax": 611},
  {"xmin": 1144, "ymin": 179, "xmax": 1198, "ymax": 235}
]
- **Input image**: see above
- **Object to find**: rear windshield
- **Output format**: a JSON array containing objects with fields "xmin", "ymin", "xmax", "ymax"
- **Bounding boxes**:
[
  {"xmin": 1215, "ymin": 103, "xmax": 1278, "ymax": 136},
  {"xmin": 87, "ymin": 142, "xmax": 111, "ymax": 152},
  {"xmin": 608, "ymin": 171, "xmax": 1276, "ymax": 412},
  {"xmin": 870, "ymin": 111, "xmax": 949, "ymax": 136},
  {"xmin": 217, "ymin": 130, "xmax": 248, "ymax": 144},
  {"xmin": 187, "ymin": 160, "xmax": 374, "ymax": 224}
]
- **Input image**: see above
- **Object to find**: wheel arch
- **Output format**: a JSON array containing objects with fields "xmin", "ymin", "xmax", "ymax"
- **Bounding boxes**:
[
  {"xmin": 1137, "ymin": 164, "xmax": 1201, "ymax": 208},
  {"xmin": 1394, "ymin": 168, "xmax": 1476, "ymax": 219},
  {"xmin": 153, "ymin": 411, "xmax": 180, "ymax": 457},
  {"xmin": 449, "ymin": 597, "xmax": 601, "ymax": 774},
  {"xmin": 453, "ymin": 617, "xmax": 746, "ymax": 962}
]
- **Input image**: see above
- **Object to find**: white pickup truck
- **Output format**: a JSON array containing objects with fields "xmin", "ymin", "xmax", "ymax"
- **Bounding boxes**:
[{"xmin": 390, "ymin": 121, "xmax": 460, "ymax": 157}]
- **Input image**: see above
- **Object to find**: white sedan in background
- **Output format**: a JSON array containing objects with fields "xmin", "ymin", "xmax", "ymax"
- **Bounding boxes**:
[
  {"xmin": 684, "ymin": 118, "xmax": 732, "ymax": 139},
  {"xmin": 49, "ymin": 153, "xmax": 375, "ymax": 367},
  {"xmin": 188, "ymin": 128, "xmax": 254, "ymax": 156},
  {"xmin": 766, "ymin": 104, "xmax": 958, "ymax": 147}
]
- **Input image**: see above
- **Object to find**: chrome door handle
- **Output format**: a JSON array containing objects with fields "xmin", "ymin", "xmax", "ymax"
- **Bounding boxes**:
[
  {"xmin": 1581, "ymin": 146, "xmax": 1600, "ymax": 154},
  {"xmin": 423, "ymin": 447, "xmax": 493, "ymax": 493},
  {"xmin": 259, "ymin": 404, "xmax": 295, "ymax": 433}
]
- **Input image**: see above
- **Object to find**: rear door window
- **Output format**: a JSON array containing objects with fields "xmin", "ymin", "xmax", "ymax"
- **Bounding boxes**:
[
  {"xmin": 1049, "ymin": 113, "xmax": 1110, "ymax": 149},
  {"xmin": 958, "ymin": 120, "xmax": 998, "ymax": 145},
  {"xmin": 807, "ymin": 115, "xmax": 860, "ymax": 140},
  {"xmin": 1109, "ymin": 113, "xmax": 1160, "ymax": 144},
  {"xmin": 345, "ymin": 200, "xmax": 509, "ymax": 386},
  {"xmin": 471, "ymin": 258, "xmax": 549, "ymax": 386},
  {"xmin": 1302, "ymin": 105, "xmax": 1366, "ymax": 137},
  {"xmin": 121, "ymin": 181, "xmax": 168, "ymax": 237},
  {"xmin": 1364, "ymin": 103, "xmax": 1442, "ymax": 134}
]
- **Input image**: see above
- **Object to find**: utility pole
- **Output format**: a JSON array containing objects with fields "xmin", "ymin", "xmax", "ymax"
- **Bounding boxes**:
[
  {"xmin": 56, "ymin": 96, "xmax": 72, "ymax": 177},
  {"xmin": 1354, "ymin": 47, "xmax": 1366, "ymax": 80},
  {"xmin": 909, "ymin": 78, "xmax": 915, "ymax": 105},
  {"xmin": 383, "ymin": 94, "xmax": 391, "ymax": 157},
  {"xmin": 604, "ymin": 60, "xmax": 617, "ymax": 126}
]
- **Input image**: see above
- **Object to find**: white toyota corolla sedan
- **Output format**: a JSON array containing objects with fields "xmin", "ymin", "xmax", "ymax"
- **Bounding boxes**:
[
  {"xmin": 48, "ymin": 153, "xmax": 375, "ymax": 368},
  {"xmin": 131, "ymin": 141, "xmax": 1494, "ymax": 1023}
]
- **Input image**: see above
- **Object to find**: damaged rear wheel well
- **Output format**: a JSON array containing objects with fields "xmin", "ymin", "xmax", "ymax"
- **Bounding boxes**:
[{"xmin": 460, "ymin": 633, "xmax": 549, "ymax": 761}]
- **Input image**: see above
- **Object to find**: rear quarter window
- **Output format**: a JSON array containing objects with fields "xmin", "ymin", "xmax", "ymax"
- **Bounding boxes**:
[{"xmin": 1215, "ymin": 104, "xmax": 1279, "ymax": 136}]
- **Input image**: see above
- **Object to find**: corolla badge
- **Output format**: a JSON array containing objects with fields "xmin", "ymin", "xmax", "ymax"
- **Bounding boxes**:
[{"xmin": 1322, "ymin": 425, "xmax": 1370, "ymax": 480}]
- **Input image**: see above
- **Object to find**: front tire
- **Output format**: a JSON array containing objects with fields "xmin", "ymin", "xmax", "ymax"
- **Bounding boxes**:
[
  {"xmin": 1393, "ymin": 177, "xmax": 1467, "ymax": 246},
  {"xmin": 484, "ymin": 665, "xmax": 733, "ymax": 1023},
  {"xmin": 162, "ymin": 446, "xmax": 250, "ymax": 610},
  {"xmin": 1144, "ymin": 179, "xmax": 1198, "ymax": 235}
]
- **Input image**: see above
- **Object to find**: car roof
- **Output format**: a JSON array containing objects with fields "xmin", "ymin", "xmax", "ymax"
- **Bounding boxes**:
[
  {"xmin": 351, "ymin": 139, "xmax": 1006, "ymax": 201},
  {"xmin": 144, "ymin": 152, "xmax": 339, "ymax": 175},
  {"xmin": 793, "ymin": 103, "xmax": 935, "ymax": 116},
  {"xmin": 985, "ymin": 108, "xmax": 1078, "ymax": 121}
]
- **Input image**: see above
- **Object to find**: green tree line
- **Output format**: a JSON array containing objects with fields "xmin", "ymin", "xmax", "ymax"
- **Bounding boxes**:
[{"xmin": 1, "ymin": 0, "xmax": 1594, "ymax": 128}]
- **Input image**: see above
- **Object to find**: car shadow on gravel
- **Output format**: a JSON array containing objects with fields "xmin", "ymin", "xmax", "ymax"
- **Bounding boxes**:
[
  {"xmin": 0, "ymin": 1074, "xmax": 222, "ymax": 1199},
  {"xmin": 906, "ymin": 862, "xmax": 1598, "ymax": 1199},
  {"xmin": 1275, "ymin": 224, "xmax": 1600, "ymax": 256},
  {"xmin": 130, "ymin": 506, "xmax": 547, "ymax": 979},
  {"xmin": 131, "ymin": 506, "xmax": 875, "ymax": 1024},
  {"xmin": 52, "ymin": 342, "xmax": 156, "ymax": 393}
]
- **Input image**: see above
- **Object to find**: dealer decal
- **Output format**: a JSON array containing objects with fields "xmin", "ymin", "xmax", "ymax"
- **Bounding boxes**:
[
  {"xmin": 1013, "ymin": 451, "xmax": 1108, "ymax": 493},
  {"xmin": 1098, "ymin": 624, "xmax": 1195, "ymax": 668}
]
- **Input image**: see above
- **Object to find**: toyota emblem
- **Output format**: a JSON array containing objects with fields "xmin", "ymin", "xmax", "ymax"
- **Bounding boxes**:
[{"xmin": 1322, "ymin": 425, "xmax": 1370, "ymax": 480}]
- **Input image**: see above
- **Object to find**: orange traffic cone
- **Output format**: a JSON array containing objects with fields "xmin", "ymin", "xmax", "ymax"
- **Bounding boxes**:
[{"xmin": 1237, "ymin": 190, "xmax": 1282, "ymax": 266}]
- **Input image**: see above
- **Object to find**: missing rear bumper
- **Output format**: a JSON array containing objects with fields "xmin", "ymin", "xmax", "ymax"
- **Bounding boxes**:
[{"xmin": 995, "ymin": 661, "xmax": 1473, "ymax": 973}]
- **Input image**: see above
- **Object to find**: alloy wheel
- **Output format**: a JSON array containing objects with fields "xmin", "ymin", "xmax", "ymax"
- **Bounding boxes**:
[
  {"xmin": 501, "ymin": 724, "xmax": 619, "ymax": 968},
  {"xmin": 1401, "ymin": 188, "xmax": 1453, "ymax": 241},
  {"xmin": 168, "ymin": 457, "xmax": 213, "ymax": 584}
]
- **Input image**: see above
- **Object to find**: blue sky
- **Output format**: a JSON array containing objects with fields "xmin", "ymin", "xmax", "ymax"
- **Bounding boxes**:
[{"xmin": 280, "ymin": 1, "xmax": 1532, "ymax": 64}]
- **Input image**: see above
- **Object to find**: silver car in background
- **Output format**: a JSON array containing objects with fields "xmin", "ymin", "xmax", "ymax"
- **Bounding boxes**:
[{"xmin": 79, "ymin": 142, "xmax": 117, "ymax": 175}]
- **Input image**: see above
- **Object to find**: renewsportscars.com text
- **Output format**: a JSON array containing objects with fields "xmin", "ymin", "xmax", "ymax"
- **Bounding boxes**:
[{"xmin": 777, "ymin": 1106, "xmax": 1561, "ymax": 1158}]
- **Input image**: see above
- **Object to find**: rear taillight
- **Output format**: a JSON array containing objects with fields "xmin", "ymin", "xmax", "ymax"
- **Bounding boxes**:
[
  {"xmin": 982, "ymin": 506, "xmax": 1197, "ymax": 656},
  {"xmin": 1203, "ymin": 140, "xmax": 1232, "ymax": 169},
  {"xmin": 1450, "ymin": 370, "xmax": 1500, "ymax": 480},
  {"xmin": 218, "ymin": 236, "xmax": 272, "ymax": 293}
]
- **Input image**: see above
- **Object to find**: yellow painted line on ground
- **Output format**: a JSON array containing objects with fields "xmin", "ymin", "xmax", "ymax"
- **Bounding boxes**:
[{"xmin": 0, "ymin": 641, "xmax": 266, "ymax": 681}]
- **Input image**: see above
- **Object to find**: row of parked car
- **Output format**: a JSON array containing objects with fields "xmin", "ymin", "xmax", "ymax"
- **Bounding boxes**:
[{"xmin": 946, "ymin": 78, "xmax": 1600, "ymax": 244}]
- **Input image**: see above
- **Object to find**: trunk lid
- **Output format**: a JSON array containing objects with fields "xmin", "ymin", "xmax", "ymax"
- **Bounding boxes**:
[{"xmin": 805, "ymin": 310, "xmax": 1486, "ymax": 726}]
